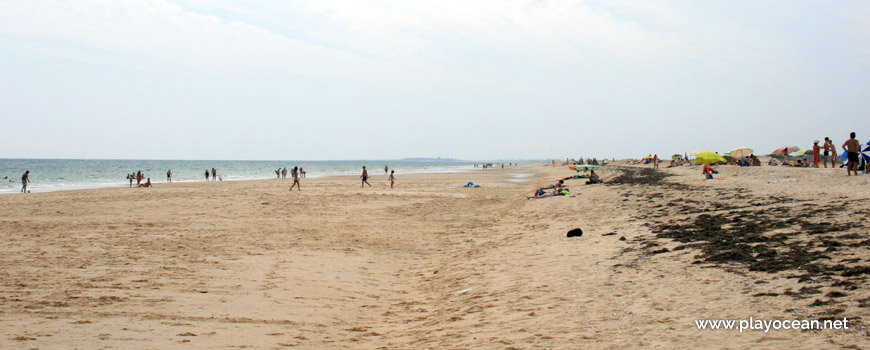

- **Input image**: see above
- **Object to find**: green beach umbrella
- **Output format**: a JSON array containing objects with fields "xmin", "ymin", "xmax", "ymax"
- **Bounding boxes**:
[
  {"xmin": 671, "ymin": 154, "xmax": 682, "ymax": 160},
  {"xmin": 694, "ymin": 151, "xmax": 727, "ymax": 165}
]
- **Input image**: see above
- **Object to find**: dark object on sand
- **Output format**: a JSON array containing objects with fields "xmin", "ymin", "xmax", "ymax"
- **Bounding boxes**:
[{"xmin": 567, "ymin": 228, "xmax": 583, "ymax": 237}]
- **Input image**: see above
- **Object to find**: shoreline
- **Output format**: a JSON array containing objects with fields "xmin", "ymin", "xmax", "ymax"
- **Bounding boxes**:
[{"xmin": 0, "ymin": 163, "xmax": 483, "ymax": 195}]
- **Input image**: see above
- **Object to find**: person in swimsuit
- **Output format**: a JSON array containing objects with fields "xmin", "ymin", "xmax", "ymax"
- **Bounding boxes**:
[
  {"xmin": 21, "ymin": 170, "xmax": 30, "ymax": 193},
  {"xmin": 843, "ymin": 132, "xmax": 861, "ymax": 176},
  {"xmin": 812, "ymin": 141, "xmax": 821, "ymax": 167},
  {"xmin": 212, "ymin": 168, "xmax": 217, "ymax": 181},
  {"xmin": 167, "ymin": 169, "xmax": 172, "ymax": 183},
  {"xmin": 653, "ymin": 154, "xmax": 659, "ymax": 170},
  {"xmin": 139, "ymin": 177, "xmax": 152, "ymax": 188},
  {"xmin": 290, "ymin": 166, "xmax": 301, "ymax": 191},
  {"xmin": 128, "ymin": 173, "xmax": 134, "ymax": 187},
  {"xmin": 361, "ymin": 166, "xmax": 371, "ymax": 188},
  {"xmin": 822, "ymin": 136, "xmax": 834, "ymax": 168},
  {"xmin": 385, "ymin": 165, "xmax": 389, "ymax": 175},
  {"xmin": 205, "ymin": 170, "xmax": 210, "ymax": 181},
  {"xmin": 389, "ymin": 170, "xmax": 396, "ymax": 188},
  {"xmin": 828, "ymin": 138, "xmax": 838, "ymax": 168},
  {"xmin": 300, "ymin": 168, "xmax": 306, "ymax": 178},
  {"xmin": 136, "ymin": 171, "xmax": 143, "ymax": 186}
]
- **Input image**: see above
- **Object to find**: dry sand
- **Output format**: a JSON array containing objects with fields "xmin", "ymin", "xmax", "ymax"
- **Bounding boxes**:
[{"xmin": 1, "ymin": 163, "xmax": 868, "ymax": 349}]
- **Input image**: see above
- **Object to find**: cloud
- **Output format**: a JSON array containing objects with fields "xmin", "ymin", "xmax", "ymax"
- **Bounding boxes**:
[{"xmin": 0, "ymin": 0, "xmax": 378, "ymax": 76}]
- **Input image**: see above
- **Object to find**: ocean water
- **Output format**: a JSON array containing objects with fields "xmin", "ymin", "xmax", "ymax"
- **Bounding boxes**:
[{"xmin": 0, "ymin": 159, "xmax": 475, "ymax": 194}]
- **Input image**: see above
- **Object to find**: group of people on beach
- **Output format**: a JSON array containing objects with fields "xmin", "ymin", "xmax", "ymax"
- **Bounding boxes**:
[
  {"xmin": 765, "ymin": 133, "xmax": 864, "ymax": 175},
  {"xmin": 653, "ymin": 131, "xmax": 867, "ymax": 177},
  {"xmin": 475, "ymin": 163, "xmax": 513, "ymax": 169},
  {"xmin": 277, "ymin": 167, "xmax": 306, "ymax": 179},
  {"xmin": 527, "ymin": 166, "xmax": 602, "ymax": 199},
  {"xmin": 127, "ymin": 171, "xmax": 152, "ymax": 188},
  {"xmin": 360, "ymin": 166, "xmax": 396, "ymax": 188},
  {"xmin": 204, "ymin": 168, "xmax": 221, "ymax": 181}
]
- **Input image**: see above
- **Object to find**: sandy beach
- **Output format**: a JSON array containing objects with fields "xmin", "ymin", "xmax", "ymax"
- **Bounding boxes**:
[{"xmin": 1, "ymin": 164, "xmax": 868, "ymax": 349}]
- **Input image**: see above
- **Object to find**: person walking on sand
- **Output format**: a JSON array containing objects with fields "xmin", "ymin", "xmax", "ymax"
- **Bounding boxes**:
[
  {"xmin": 289, "ymin": 166, "xmax": 301, "ymax": 191},
  {"xmin": 843, "ymin": 132, "xmax": 861, "ymax": 176},
  {"xmin": 21, "ymin": 170, "xmax": 30, "ymax": 193},
  {"xmin": 167, "ymin": 169, "xmax": 172, "ymax": 183},
  {"xmin": 653, "ymin": 154, "xmax": 659, "ymax": 170},
  {"xmin": 389, "ymin": 170, "xmax": 396, "ymax": 188},
  {"xmin": 361, "ymin": 166, "xmax": 371, "ymax": 188},
  {"xmin": 205, "ymin": 169, "xmax": 210, "ymax": 181}
]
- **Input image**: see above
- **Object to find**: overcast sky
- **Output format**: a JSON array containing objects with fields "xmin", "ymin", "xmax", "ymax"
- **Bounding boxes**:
[{"xmin": 1, "ymin": 0, "xmax": 868, "ymax": 160}]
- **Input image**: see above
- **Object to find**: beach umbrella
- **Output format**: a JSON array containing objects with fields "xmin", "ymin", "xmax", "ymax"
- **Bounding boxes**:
[
  {"xmin": 573, "ymin": 165, "xmax": 599, "ymax": 172},
  {"xmin": 730, "ymin": 147, "xmax": 753, "ymax": 159},
  {"xmin": 690, "ymin": 150, "xmax": 701, "ymax": 155},
  {"xmin": 863, "ymin": 143, "xmax": 870, "ymax": 163},
  {"xmin": 773, "ymin": 146, "xmax": 799, "ymax": 155},
  {"xmin": 671, "ymin": 154, "xmax": 682, "ymax": 160},
  {"xmin": 694, "ymin": 151, "xmax": 727, "ymax": 165}
]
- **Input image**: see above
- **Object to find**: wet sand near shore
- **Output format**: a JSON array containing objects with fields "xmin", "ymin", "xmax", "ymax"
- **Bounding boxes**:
[{"xmin": 0, "ymin": 163, "xmax": 868, "ymax": 349}]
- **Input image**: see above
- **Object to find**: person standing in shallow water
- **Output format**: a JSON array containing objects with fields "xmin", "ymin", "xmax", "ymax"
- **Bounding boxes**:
[
  {"xmin": 21, "ymin": 170, "xmax": 30, "ymax": 193},
  {"xmin": 361, "ymin": 166, "xmax": 371, "ymax": 188},
  {"xmin": 385, "ymin": 165, "xmax": 388, "ymax": 175},
  {"xmin": 205, "ymin": 169, "xmax": 210, "ymax": 181},
  {"xmin": 167, "ymin": 169, "xmax": 172, "ymax": 183}
]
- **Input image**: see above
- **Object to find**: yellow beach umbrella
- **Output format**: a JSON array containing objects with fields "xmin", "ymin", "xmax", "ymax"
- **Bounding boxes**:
[{"xmin": 694, "ymin": 151, "xmax": 727, "ymax": 165}]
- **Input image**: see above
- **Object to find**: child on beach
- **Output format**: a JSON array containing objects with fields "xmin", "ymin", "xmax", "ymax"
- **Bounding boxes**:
[{"xmin": 389, "ymin": 170, "xmax": 396, "ymax": 188}]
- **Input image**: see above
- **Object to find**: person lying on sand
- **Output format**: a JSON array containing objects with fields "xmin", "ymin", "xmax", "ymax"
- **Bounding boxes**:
[
  {"xmin": 138, "ymin": 178, "xmax": 152, "ymax": 188},
  {"xmin": 530, "ymin": 180, "xmax": 568, "ymax": 196},
  {"xmin": 527, "ymin": 189, "xmax": 571, "ymax": 199}
]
